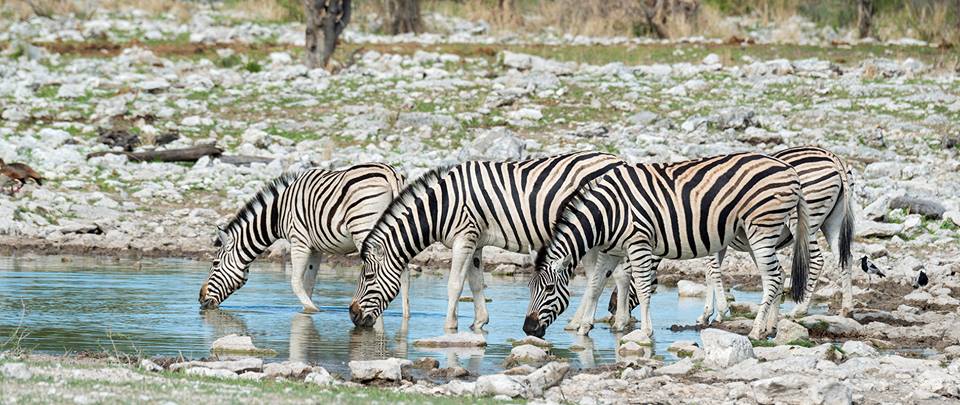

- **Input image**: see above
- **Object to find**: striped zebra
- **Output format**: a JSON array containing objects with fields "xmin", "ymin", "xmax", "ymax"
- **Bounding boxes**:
[
  {"xmin": 348, "ymin": 152, "xmax": 624, "ymax": 331},
  {"xmin": 198, "ymin": 163, "xmax": 409, "ymax": 315},
  {"xmin": 524, "ymin": 152, "xmax": 812, "ymax": 340},
  {"xmin": 606, "ymin": 147, "xmax": 855, "ymax": 323}
]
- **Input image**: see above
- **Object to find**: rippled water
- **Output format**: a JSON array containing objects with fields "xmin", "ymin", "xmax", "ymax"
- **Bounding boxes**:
[{"xmin": 0, "ymin": 254, "xmax": 799, "ymax": 375}]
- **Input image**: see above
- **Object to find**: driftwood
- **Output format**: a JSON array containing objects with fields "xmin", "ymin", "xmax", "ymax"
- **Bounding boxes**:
[
  {"xmin": 218, "ymin": 155, "xmax": 276, "ymax": 166},
  {"xmin": 86, "ymin": 144, "xmax": 223, "ymax": 162}
]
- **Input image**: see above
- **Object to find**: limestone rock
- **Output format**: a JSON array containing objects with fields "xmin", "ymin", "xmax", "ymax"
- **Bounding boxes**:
[
  {"xmin": 701, "ymin": 328, "xmax": 755, "ymax": 369},
  {"xmin": 348, "ymin": 358, "xmax": 412, "ymax": 383},
  {"xmin": 774, "ymin": 319, "xmax": 809, "ymax": 345}
]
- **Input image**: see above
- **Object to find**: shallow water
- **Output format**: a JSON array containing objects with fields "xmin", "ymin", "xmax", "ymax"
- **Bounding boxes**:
[{"xmin": 0, "ymin": 255, "xmax": 804, "ymax": 375}]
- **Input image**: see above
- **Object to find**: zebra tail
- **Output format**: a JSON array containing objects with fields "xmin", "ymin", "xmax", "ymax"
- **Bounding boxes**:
[
  {"xmin": 791, "ymin": 192, "xmax": 811, "ymax": 302},
  {"xmin": 838, "ymin": 180, "xmax": 855, "ymax": 273}
]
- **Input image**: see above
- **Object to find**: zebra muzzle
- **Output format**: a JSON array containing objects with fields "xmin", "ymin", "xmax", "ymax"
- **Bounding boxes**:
[
  {"xmin": 349, "ymin": 301, "xmax": 375, "ymax": 327},
  {"xmin": 523, "ymin": 312, "xmax": 545, "ymax": 338}
]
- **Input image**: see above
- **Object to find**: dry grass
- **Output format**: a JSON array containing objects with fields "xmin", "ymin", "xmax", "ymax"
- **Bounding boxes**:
[{"xmin": 875, "ymin": 1, "xmax": 960, "ymax": 44}]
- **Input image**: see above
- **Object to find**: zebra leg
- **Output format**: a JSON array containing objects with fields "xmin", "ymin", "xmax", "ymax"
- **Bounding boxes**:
[
  {"xmin": 467, "ymin": 248, "xmax": 489, "ymax": 330},
  {"xmin": 820, "ymin": 210, "xmax": 854, "ymax": 317},
  {"xmin": 627, "ymin": 245, "xmax": 658, "ymax": 339},
  {"xmin": 746, "ymin": 244, "xmax": 783, "ymax": 340},
  {"xmin": 610, "ymin": 262, "xmax": 632, "ymax": 332},
  {"xmin": 577, "ymin": 252, "xmax": 619, "ymax": 336},
  {"xmin": 789, "ymin": 240, "xmax": 823, "ymax": 318},
  {"xmin": 290, "ymin": 244, "xmax": 320, "ymax": 313},
  {"xmin": 304, "ymin": 250, "xmax": 322, "ymax": 299},
  {"xmin": 444, "ymin": 237, "xmax": 477, "ymax": 331},
  {"xmin": 565, "ymin": 249, "xmax": 599, "ymax": 331},
  {"xmin": 699, "ymin": 248, "xmax": 728, "ymax": 326}
]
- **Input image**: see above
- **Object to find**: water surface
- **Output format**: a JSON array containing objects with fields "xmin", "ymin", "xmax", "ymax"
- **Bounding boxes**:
[{"xmin": 0, "ymin": 254, "xmax": 797, "ymax": 375}]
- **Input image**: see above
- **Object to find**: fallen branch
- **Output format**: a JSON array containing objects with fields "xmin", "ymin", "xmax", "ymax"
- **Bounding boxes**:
[
  {"xmin": 218, "ymin": 155, "xmax": 276, "ymax": 166},
  {"xmin": 86, "ymin": 144, "xmax": 223, "ymax": 162}
]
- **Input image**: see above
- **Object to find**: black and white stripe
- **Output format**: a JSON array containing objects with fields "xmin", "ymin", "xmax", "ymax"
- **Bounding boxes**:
[
  {"xmin": 607, "ymin": 146, "xmax": 856, "ymax": 323},
  {"xmin": 349, "ymin": 151, "xmax": 624, "ymax": 331},
  {"xmin": 199, "ymin": 163, "xmax": 406, "ymax": 313},
  {"xmin": 525, "ymin": 152, "xmax": 812, "ymax": 340}
]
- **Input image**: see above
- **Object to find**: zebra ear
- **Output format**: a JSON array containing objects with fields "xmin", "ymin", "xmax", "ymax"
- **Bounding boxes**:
[{"xmin": 216, "ymin": 228, "xmax": 232, "ymax": 247}]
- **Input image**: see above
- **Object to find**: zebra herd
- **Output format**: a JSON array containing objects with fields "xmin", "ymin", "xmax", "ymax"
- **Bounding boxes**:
[{"xmin": 198, "ymin": 147, "xmax": 855, "ymax": 342}]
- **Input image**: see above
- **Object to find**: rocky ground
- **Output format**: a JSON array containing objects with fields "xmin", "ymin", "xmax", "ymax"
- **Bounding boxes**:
[{"xmin": 2, "ymin": 4, "xmax": 960, "ymax": 404}]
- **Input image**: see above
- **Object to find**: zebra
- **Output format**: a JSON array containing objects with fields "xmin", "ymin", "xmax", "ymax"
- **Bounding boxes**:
[
  {"xmin": 348, "ymin": 151, "xmax": 625, "ymax": 332},
  {"xmin": 524, "ymin": 152, "xmax": 812, "ymax": 341},
  {"xmin": 198, "ymin": 163, "xmax": 410, "ymax": 316},
  {"xmin": 606, "ymin": 146, "xmax": 856, "ymax": 324}
]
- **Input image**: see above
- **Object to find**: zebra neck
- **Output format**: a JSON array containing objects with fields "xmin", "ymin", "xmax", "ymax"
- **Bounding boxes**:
[{"xmin": 230, "ymin": 209, "xmax": 282, "ymax": 264}]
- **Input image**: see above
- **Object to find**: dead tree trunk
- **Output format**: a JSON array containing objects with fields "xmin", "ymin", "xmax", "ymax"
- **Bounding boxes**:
[
  {"xmin": 497, "ymin": 0, "xmax": 522, "ymax": 26},
  {"xmin": 641, "ymin": 0, "xmax": 670, "ymax": 39},
  {"xmin": 304, "ymin": 0, "xmax": 352, "ymax": 69},
  {"xmin": 383, "ymin": 0, "xmax": 422, "ymax": 34},
  {"xmin": 857, "ymin": 0, "xmax": 875, "ymax": 39},
  {"xmin": 86, "ymin": 144, "xmax": 223, "ymax": 162}
]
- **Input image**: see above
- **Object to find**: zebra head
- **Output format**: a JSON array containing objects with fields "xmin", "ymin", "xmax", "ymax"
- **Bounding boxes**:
[
  {"xmin": 199, "ymin": 227, "xmax": 248, "ymax": 309},
  {"xmin": 524, "ymin": 252, "xmax": 573, "ymax": 338},
  {"xmin": 349, "ymin": 240, "xmax": 394, "ymax": 327}
]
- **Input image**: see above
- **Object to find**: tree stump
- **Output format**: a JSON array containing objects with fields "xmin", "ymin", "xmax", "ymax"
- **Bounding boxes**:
[
  {"xmin": 304, "ymin": 0, "xmax": 352, "ymax": 69},
  {"xmin": 383, "ymin": 0, "xmax": 422, "ymax": 35}
]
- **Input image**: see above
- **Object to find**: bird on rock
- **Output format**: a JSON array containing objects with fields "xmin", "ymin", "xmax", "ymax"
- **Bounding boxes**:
[
  {"xmin": 860, "ymin": 256, "xmax": 886, "ymax": 281},
  {"xmin": 0, "ymin": 159, "xmax": 43, "ymax": 194},
  {"xmin": 913, "ymin": 268, "xmax": 929, "ymax": 289}
]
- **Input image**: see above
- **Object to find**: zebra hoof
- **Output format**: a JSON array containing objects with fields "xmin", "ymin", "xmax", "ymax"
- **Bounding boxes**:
[
  {"xmin": 302, "ymin": 304, "xmax": 320, "ymax": 313},
  {"xmin": 576, "ymin": 323, "xmax": 593, "ymax": 336}
]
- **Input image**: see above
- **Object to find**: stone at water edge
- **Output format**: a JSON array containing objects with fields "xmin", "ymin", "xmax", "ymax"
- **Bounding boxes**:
[
  {"xmin": 504, "ymin": 365, "xmax": 537, "ymax": 375},
  {"xmin": 139, "ymin": 359, "xmax": 163, "ymax": 372},
  {"xmin": 349, "ymin": 358, "xmax": 412, "ymax": 383},
  {"xmin": 413, "ymin": 332, "xmax": 486, "ymax": 347},
  {"xmin": 474, "ymin": 373, "xmax": 526, "ymax": 398},
  {"xmin": 511, "ymin": 335, "xmax": 552, "ymax": 348},
  {"xmin": 504, "ymin": 344, "xmax": 549, "ymax": 367},
  {"xmin": 666, "ymin": 340, "xmax": 700, "ymax": 357},
  {"xmin": 677, "ymin": 280, "xmax": 708, "ymax": 297},
  {"xmin": 773, "ymin": 319, "xmax": 809, "ymax": 346},
  {"xmin": 619, "ymin": 329, "xmax": 653, "ymax": 346},
  {"xmin": 305, "ymin": 368, "xmax": 335, "ymax": 385},
  {"xmin": 210, "ymin": 334, "xmax": 276, "ymax": 355},
  {"xmin": 169, "ymin": 358, "xmax": 263, "ymax": 373},
  {"xmin": 798, "ymin": 315, "xmax": 863, "ymax": 336},
  {"xmin": 263, "ymin": 361, "xmax": 312, "ymax": 379},
  {"xmin": 655, "ymin": 358, "xmax": 695, "ymax": 375},
  {"xmin": 840, "ymin": 341, "xmax": 878, "ymax": 358},
  {"xmin": 701, "ymin": 328, "xmax": 755, "ymax": 369},
  {"xmin": 618, "ymin": 341, "xmax": 650, "ymax": 355},
  {"xmin": 186, "ymin": 367, "xmax": 239, "ymax": 379},
  {"xmin": 412, "ymin": 357, "xmax": 439, "ymax": 370}
]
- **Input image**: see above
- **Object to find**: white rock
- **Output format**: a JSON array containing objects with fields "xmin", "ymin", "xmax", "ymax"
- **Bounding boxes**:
[
  {"xmin": 677, "ymin": 280, "xmax": 707, "ymax": 297},
  {"xmin": 701, "ymin": 328, "xmax": 755, "ymax": 369},
  {"xmin": 305, "ymin": 368, "xmax": 334, "ymax": 385},
  {"xmin": 263, "ymin": 361, "xmax": 311, "ymax": 378},
  {"xmin": 57, "ymin": 83, "xmax": 87, "ymax": 98},
  {"xmin": 856, "ymin": 221, "xmax": 903, "ymax": 238},
  {"xmin": 703, "ymin": 53, "xmax": 721, "ymax": 65},
  {"xmin": 139, "ymin": 359, "xmax": 163, "ymax": 372},
  {"xmin": 475, "ymin": 374, "xmax": 525, "ymax": 397},
  {"xmin": 667, "ymin": 340, "xmax": 700, "ymax": 355},
  {"xmin": 413, "ymin": 332, "xmax": 486, "ymax": 347},
  {"xmin": 458, "ymin": 127, "xmax": 525, "ymax": 161},
  {"xmin": 186, "ymin": 367, "xmax": 238, "ymax": 379},
  {"xmin": 841, "ymin": 341, "xmax": 878, "ymax": 358},
  {"xmin": 0, "ymin": 363, "xmax": 32, "ymax": 380},
  {"xmin": 170, "ymin": 358, "xmax": 262, "ymax": 373},
  {"xmin": 656, "ymin": 358, "xmax": 694, "ymax": 375},
  {"xmin": 210, "ymin": 334, "xmax": 264, "ymax": 353},
  {"xmin": 620, "ymin": 366, "xmax": 653, "ymax": 380},
  {"xmin": 349, "ymin": 358, "xmax": 412, "ymax": 382},
  {"xmin": 137, "ymin": 79, "xmax": 170, "ymax": 91},
  {"xmin": 507, "ymin": 108, "xmax": 543, "ymax": 121},
  {"xmin": 944, "ymin": 211, "xmax": 960, "ymax": 227},
  {"xmin": 798, "ymin": 315, "xmax": 862, "ymax": 336},
  {"xmin": 512, "ymin": 335, "xmax": 551, "ymax": 347},
  {"xmin": 523, "ymin": 362, "xmax": 570, "ymax": 398},
  {"xmin": 619, "ymin": 329, "xmax": 653, "ymax": 346},
  {"xmin": 504, "ymin": 344, "xmax": 548, "ymax": 366},
  {"xmin": 239, "ymin": 371, "xmax": 265, "ymax": 381},
  {"xmin": 442, "ymin": 379, "xmax": 476, "ymax": 395},
  {"xmin": 773, "ymin": 319, "xmax": 809, "ymax": 345}
]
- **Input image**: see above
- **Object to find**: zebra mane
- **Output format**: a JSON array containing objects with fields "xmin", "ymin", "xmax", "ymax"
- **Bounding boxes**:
[
  {"xmin": 361, "ymin": 165, "xmax": 454, "ymax": 256},
  {"xmin": 533, "ymin": 176, "xmax": 605, "ymax": 273},
  {"xmin": 216, "ymin": 171, "xmax": 303, "ymax": 246}
]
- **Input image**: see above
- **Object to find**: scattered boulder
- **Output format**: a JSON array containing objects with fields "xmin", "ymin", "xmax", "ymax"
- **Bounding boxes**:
[
  {"xmin": 503, "ymin": 365, "xmax": 537, "ymax": 375},
  {"xmin": 619, "ymin": 329, "xmax": 653, "ymax": 346},
  {"xmin": 524, "ymin": 362, "xmax": 570, "ymax": 397},
  {"xmin": 889, "ymin": 196, "xmax": 945, "ymax": 219},
  {"xmin": 475, "ymin": 374, "xmax": 526, "ymax": 398},
  {"xmin": 667, "ymin": 340, "xmax": 700, "ymax": 357},
  {"xmin": 701, "ymin": 328, "xmax": 755, "ymax": 369},
  {"xmin": 185, "ymin": 367, "xmax": 239, "ymax": 379},
  {"xmin": 511, "ymin": 335, "xmax": 552, "ymax": 348},
  {"xmin": 773, "ymin": 319, "xmax": 809, "ymax": 345},
  {"xmin": 413, "ymin": 332, "xmax": 486, "ymax": 348},
  {"xmin": 263, "ymin": 361, "xmax": 311, "ymax": 379},
  {"xmin": 856, "ymin": 221, "xmax": 903, "ymax": 239},
  {"xmin": 169, "ymin": 358, "xmax": 263, "ymax": 374},
  {"xmin": 428, "ymin": 366, "xmax": 470, "ymax": 379},
  {"xmin": 0, "ymin": 363, "xmax": 32, "ymax": 380},
  {"xmin": 139, "ymin": 359, "xmax": 163, "ymax": 372},
  {"xmin": 504, "ymin": 344, "xmax": 549, "ymax": 367},
  {"xmin": 304, "ymin": 368, "xmax": 335, "ymax": 385},
  {"xmin": 458, "ymin": 127, "xmax": 525, "ymax": 161},
  {"xmin": 798, "ymin": 315, "xmax": 863, "ymax": 337},
  {"xmin": 412, "ymin": 357, "xmax": 439, "ymax": 370},
  {"xmin": 210, "ymin": 334, "xmax": 275, "ymax": 356},
  {"xmin": 656, "ymin": 358, "xmax": 695, "ymax": 375},
  {"xmin": 841, "ymin": 341, "xmax": 878, "ymax": 358},
  {"xmin": 349, "ymin": 358, "xmax": 412, "ymax": 383}
]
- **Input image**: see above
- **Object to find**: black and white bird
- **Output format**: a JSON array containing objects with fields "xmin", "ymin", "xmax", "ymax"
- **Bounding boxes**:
[
  {"xmin": 913, "ymin": 268, "xmax": 929, "ymax": 289},
  {"xmin": 860, "ymin": 256, "xmax": 886, "ymax": 281}
]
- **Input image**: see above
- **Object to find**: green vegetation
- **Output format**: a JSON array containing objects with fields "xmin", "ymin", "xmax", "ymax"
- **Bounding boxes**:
[
  {"xmin": 785, "ymin": 338, "xmax": 815, "ymax": 348},
  {"xmin": 751, "ymin": 338, "xmax": 776, "ymax": 347}
]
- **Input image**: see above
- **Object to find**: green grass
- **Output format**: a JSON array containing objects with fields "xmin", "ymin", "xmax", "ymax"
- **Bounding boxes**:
[
  {"xmin": 750, "ymin": 339, "xmax": 776, "ymax": 347},
  {"xmin": 785, "ymin": 338, "xmax": 815, "ymax": 348}
]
